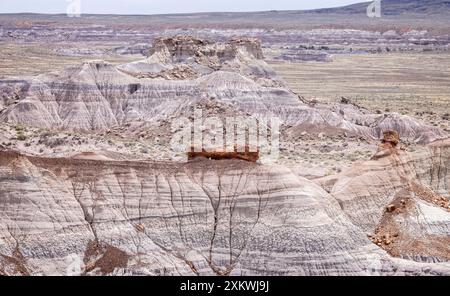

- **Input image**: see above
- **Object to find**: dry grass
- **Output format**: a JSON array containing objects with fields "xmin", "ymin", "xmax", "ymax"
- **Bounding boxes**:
[
  {"xmin": 0, "ymin": 42, "xmax": 139, "ymax": 78},
  {"xmin": 271, "ymin": 52, "xmax": 450, "ymax": 129}
]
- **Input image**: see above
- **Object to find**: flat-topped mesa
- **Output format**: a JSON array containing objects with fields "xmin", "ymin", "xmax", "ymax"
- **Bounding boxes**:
[
  {"xmin": 230, "ymin": 37, "xmax": 264, "ymax": 59},
  {"xmin": 148, "ymin": 36, "xmax": 209, "ymax": 60},
  {"xmin": 148, "ymin": 35, "xmax": 264, "ymax": 63}
]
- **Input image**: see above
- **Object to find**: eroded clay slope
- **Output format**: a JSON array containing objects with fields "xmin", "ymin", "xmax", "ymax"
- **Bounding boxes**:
[
  {"xmin": 0, "ymin": 36, "xmax": 445, "ymax": 144},
  {"xmin": 1, "ymin": 151, "xmax": 449, "ymax": 275},
  {"xmin": 326, "ymin": 139, "xmax": 450, "ymax": 262}
]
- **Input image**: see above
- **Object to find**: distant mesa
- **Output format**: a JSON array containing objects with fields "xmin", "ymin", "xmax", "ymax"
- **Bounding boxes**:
[{"xmin": 314, "ymin": 0, "xmax": 450, "ymax": 15}]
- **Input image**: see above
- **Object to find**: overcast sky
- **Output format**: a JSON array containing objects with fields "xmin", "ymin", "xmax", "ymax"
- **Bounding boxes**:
[{"xmin": 0, "ymin": 0, "xmax": 366, "ymax": 14}]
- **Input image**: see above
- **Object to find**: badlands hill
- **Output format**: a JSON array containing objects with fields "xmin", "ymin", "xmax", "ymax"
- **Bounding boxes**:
[
  {"xmin": 0, "ymin": 36, "xmax": 445, "ymax": 144},
  {"xmin": 0, "ymin": 139, "xmax": 449, "ymax": 275},
  {"xmin": 0, "ymin": 36, "xmax": 449, "ymax": 275}
]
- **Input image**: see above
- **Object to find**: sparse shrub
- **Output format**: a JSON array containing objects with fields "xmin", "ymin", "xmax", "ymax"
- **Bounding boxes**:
[
  {"xmin": 17, "ymin": 134, "xmax": 27, "ymax": 141},
  {"xmin": 38, "ymin": 133, "xmax": 64, "ymax": 147},
  {"xmin": 48, "ymin": 138, "xmax": 64, "ymax": 148},
  {"xmin": 15, "ymin": 124, "xmax": 25, "ymax": 132}
]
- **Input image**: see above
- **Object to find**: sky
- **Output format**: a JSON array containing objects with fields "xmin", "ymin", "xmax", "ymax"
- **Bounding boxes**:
[{"xmin": 0, "ymin": 0, "xmax": 366, "ymax": 15}]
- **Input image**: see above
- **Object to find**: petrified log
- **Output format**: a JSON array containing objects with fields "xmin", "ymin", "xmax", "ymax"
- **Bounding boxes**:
[{"xmin": 187, "ymin": 147, "xmax": 259, "ymax": 162}]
